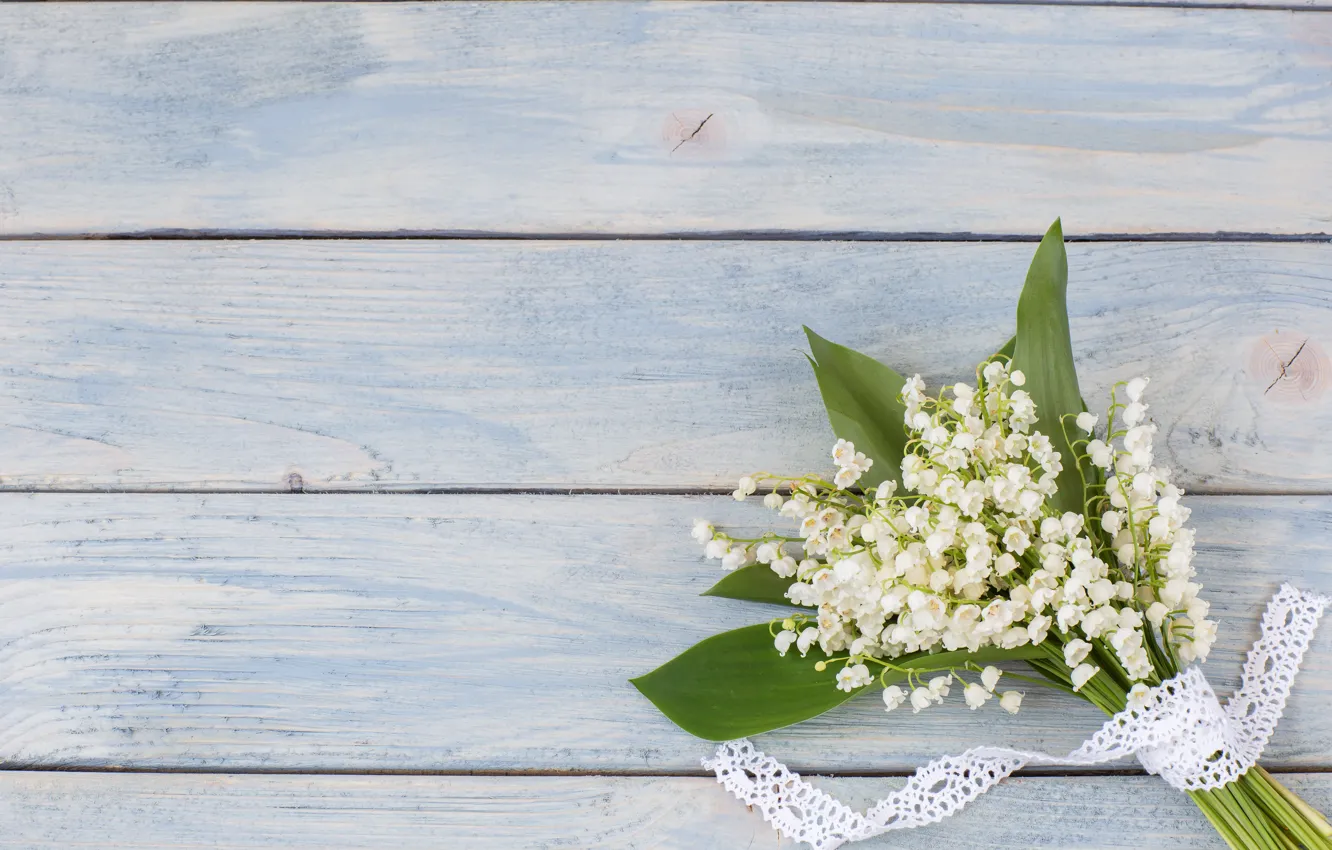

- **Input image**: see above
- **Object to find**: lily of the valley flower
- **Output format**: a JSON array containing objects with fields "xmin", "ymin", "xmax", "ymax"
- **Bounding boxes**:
[
  {"xmin": 964, "ymin": 682, "xmax": 992, "ymax": 709},
  {"xmin": 1070, "ymin": 663, "xmax": 1100, "ymax": 692},
  {"xmin": 836, "ymin": 663, "xmax": 873, "ymax": 692},
  {"xmin": 882, "ymin": 684, "xmax": 908, "ymax": 712},
  {"xmin": 695, "ymin": 372, "xmax": 1217, "ymax": 717},
  {"xmin": 981, "ymin": 665, "xmax": 1002, "ymax": 692}
]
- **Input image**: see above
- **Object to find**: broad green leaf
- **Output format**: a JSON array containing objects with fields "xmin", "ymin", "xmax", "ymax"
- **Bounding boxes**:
[
  {"xmin": 993, "ymin": 334, "xmax": 1016, "ymax": 362},
  {"xmin": 1012, "ymin": 219, "xmax": 1088, "ymax": 516},
  {"xmin": 804, "ymin": 327, "xmax": 908, "ymax": 490},
  {"xmin": 631, "ymin": 628, "xmax": 1046, "ymax": 741},
  {"xmin": 702, "ymin": 564, "xmax": 801, "ymax": 607}
]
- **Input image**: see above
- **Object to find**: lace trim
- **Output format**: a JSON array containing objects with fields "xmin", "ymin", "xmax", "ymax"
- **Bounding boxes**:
[{"xmin": 703, "ymin": 584, "xmax": 1330, "ymax": 850}]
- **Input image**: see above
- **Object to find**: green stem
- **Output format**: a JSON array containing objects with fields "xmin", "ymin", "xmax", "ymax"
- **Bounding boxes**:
[
  {"xmin": 1258, "ymin": 768, "xmax": 1332, "ymax": 842},
  {"xmin": 1246, "ymin": 770, "xmax": 1332, "ymax": 850},
  {"xmin": 1192, "ymin": 790, "xmax": 1252, "ymax": 850},
  {"xmin": 1246, "ymin": 775, "xmax": 1320, "ymax": 850},
  {"xmin": 1276, "ymin": 830, "xmax": 1303, "ymax": 850},
  {"xmin": 1209, "ymin": 785, "xmax": 1272, "ymax": 850},
  {"xmin": 1223, "ymin": 781, "xmax": 1284, "ymax": 850}
]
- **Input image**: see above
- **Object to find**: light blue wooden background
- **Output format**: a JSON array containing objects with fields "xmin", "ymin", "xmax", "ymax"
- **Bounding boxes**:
[{"xmin": 1, "ymin": 2, "xmax": 1331, "ymax": 847}]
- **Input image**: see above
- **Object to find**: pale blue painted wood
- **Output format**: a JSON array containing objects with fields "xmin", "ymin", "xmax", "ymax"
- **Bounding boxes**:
[
  {"xmin": 0, "ymin": 493, "xmax": 1327, "ymax": 773},
  {"xmin": 1, "ymin": 771, "xmax": 1329, "ymax": 848},
  {"xmin": 1, "ymin": 241, "xmax": 1331, "ymax": 492},
  {"xmin": 1, "ymin": 3, "xmax": 1330, "ymax": 235},
  {"xmin": 2, "ymin": 0, "xmax": 1331, "ymax": 843}
]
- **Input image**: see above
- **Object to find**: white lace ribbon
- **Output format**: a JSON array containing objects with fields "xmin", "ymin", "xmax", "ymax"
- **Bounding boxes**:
[{"xmin": 703, "ymin": 584, "xmax": 1331, "ymax": 850}]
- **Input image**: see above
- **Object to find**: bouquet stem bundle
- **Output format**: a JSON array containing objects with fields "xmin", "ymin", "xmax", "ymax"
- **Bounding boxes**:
[{"xmin": 1067, "ymin": 645, "xmax": 1331, "ymax": 850}]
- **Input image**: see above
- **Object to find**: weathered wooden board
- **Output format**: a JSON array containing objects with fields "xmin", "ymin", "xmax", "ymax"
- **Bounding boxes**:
[
  {"xmin": 1, "ymin": 241, "xmax": 1330, "ymax": 492},
  {"xmin": 3, "ymin": 771, "xmax": 1330, "ymax": 849},
  {"xmin": 0, "ymin": 493, "xmax": 1327, "ymax": 772},
  {"xmin": 2, "ymin": 3, "xmax": 1331, "ymax": 236}
]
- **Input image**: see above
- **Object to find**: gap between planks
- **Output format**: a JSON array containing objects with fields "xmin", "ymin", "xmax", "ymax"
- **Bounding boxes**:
[
  {"xmin": 1, "ymin": 231, "xmax": 1331, "ymax": 243},
  {"xmin": 2, "ymin": 0, "xmax": 1330, "ymax": 9},
  {"xmin": 5, "ymin": 487, "xmax": 1332, "ymax": 497},
  {"xmin": 1, "ymin": 765, "xmax": 1329, "ymax": 778}
]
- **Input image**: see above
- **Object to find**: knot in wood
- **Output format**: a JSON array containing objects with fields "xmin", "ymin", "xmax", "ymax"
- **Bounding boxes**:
[
  {"xmin": 1250, "ymin": 332, "xmax": 1328, "ymax": 405},
  {"xmin": 661, "ymin": 110, "xmax": 724, "ymax": 157}
]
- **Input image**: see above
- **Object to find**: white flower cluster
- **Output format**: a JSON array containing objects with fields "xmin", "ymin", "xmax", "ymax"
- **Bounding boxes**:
[
  {"xmin": 696, "ymin": 359, "xmax": 1219, "ymax": 714},
  {"xmin": 880, "ymin": 664, "xmax": 1023, "ymax": 715},
  {"xmin": 1081, "ymin": 377, "xmax": 1218, "ymax": 666},
  {"xmin": 831, "ymin": 440, "xmax": 874, "ymax": 489}
]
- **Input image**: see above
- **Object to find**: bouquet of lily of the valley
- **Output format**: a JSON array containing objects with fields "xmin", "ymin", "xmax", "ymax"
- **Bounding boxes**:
[{"xmin": 632, "ymin": 221, "xmax": 1332, "ymax": 850}]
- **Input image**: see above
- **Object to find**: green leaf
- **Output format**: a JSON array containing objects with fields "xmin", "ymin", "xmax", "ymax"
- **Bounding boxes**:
[
  {"xmin": 702, "ymin": 564, "xmax": 801, "ymax": 607},
  {"xmin": 803, "ymin": 327, "xmax": 909, "ymax": 490},
  {"xmin": 631, "ymin": 628, "xmax": 1046, "ymax": 741},
  {"xmin": 993, "ymin": 334, "xmax": 1016, "ymax": 362},
  {"xmin": 1012, "ymin": 219, "xmax": 1087, "ymax": 516}
]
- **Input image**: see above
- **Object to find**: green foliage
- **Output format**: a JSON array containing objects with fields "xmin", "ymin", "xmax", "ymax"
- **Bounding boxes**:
[
  {"xmin": 633, "ymin": 221, "xmax": 1093, "ymax": 743},
  {"xmin": 702, "ymin": 563, "xmax": 800, "ymax": 607},
  {"xmin": 1012, "ymin": 220, "xmax": 1088, "ymax": 515},
  {"xmin": 632, "ymin": 628, "xmax": 1045, "ymax": 741},
  {"xmin": 803, "ymin": 327, "xmax": 908, "ymax": 490},
  {"xmin": 802, "ymin": 329, "xmax": 1019, "ymax": 494}
]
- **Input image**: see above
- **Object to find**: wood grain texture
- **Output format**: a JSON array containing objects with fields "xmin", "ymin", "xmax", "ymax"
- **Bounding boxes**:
[
  {"xmin": 2, "ymin": 241, "xmax": 1332, "ymax": 492},
  {"xmin": 0, "ymin": 493, "xmax": 1328, "ymax": 772},
  {"xmin": 3, "ymin": 771, "xmax": 1330, "ymax": 849},
  {"xmin": 2, "ymin": 3, "xmax": 1332, "ymax": 236}
]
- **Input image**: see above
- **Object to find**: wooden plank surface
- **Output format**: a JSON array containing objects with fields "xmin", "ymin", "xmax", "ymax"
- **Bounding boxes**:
[
  {"xmin": 4, "ymin": 771, "xmax": 1330, "ymax": 849},
  {"xmin": 0, "ymin": 492, "xmax": 1327, "ymax": 772},
  {"xmin": 2, "ymin": 239, "xmax": 1332, "ymax": 495},
  {"xmin": 7, "ymin": 2, "xmax": 1332, "ymax": 843},
  {"xmin": 3, "ymin": 3, "xmax": 1331, "ymax": 236},
  {"xmin": 2, "ymin": 241, "xmax": 1330, "ymax": 492}
]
